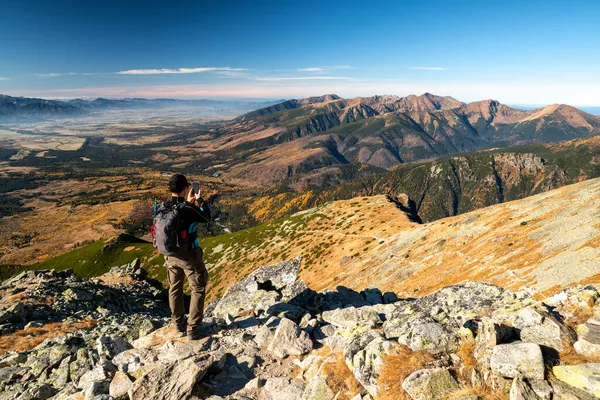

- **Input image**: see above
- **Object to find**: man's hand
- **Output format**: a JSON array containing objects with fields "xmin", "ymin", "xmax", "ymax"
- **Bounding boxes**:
[{"xmin": 186, "ymin": 187, "xmax": 197, "ymax": 203}]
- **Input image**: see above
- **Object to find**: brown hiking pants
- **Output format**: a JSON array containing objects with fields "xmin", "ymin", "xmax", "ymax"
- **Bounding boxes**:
[{"xmin": 165, "ymin": 248, "xmax": 208, "ymax": 334}]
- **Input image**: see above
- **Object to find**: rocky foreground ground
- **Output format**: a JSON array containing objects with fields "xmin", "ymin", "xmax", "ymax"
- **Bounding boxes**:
[{"xmin": 0, "ymin": 257, "xmax": 599, "ymax": 400}]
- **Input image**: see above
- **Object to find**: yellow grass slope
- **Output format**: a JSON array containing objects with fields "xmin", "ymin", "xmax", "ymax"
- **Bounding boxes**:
[{"xmin": 207, "ymin": 177, "xmax": 600, "ymax": 299}]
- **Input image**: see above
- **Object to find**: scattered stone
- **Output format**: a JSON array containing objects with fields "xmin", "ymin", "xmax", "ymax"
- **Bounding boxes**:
[
  {"xmin": 0, "ymin": 302, "xmax": 26, "ymax": 324},
  {"xmin": 267, "ymin": 318, "xmax": 313, "ymax": 358},
  {"xmin": 514, "ymin": 307, "xmax": 576, "ymax": 352},
  {"xmin": 337, "ymin": 286, "xmax": 369, "ymax": 307},
  {"xmin": 398, "ymin": 321, "xmax": 459, "ymax": 355},
  {"xmin": 343, "ymin": 330, "xmax": 396, "ymax": 397},
  {"xmin": 97, "ymin": 336, "xmax": 133, "ymax": 359},
  {"xmin": 490, "ymin": 343, "xmax": 545, "ymax": 380},
  {"xmin": 509, "ymin": 376, "xmax": 541, "ymax": 400},
  {"xmin": 574, "ymin": 323, "xmax": 600, "ymax": 357},
  {"xmin": 362, "ymin": 288, "xmax": 383, "ymax": 305},
  {"xmin": 109, "ymin": 371, "xmax": 133, "ymax": 399},
  {"xmin": 128, "ymin": 355, "xmax": 213, "ymax": 400},
  {"xmin": 402, "ymin": 368, "xmax": 459, "ymax": 400},
  {"xmin": 382, "ymin": 292, "xmax": 399, "ymax": 304},
  {"xmin": 321, "ymin": 307, "xmax": 382, "ymax": 329},
  {"xmin": 258, "ymin": 378, "xmax": 305, "ymax": 400},
  {"xmin": 474, "ymin": 317, "xmax": 516, "ymax": 370}
]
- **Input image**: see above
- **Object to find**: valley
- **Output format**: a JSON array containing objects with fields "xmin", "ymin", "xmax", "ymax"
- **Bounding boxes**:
[{"xmin": 2, "ymin": 93, "xmax": 600, "ymax": 271}]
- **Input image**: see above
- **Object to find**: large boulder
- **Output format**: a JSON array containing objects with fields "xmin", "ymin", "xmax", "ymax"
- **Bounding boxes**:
[
  {"xmin": 337, "ymin": 286, "xmax": 369, "ymax": 307},
  {"xmin": 398, "ymin": 321, "xmax": 460, "ymax": 355},
  {"xmin": 574, "ymin": 323, "xmax": 600, "ymax": 357},
  {"xmin": 343, "ymin": 330, "xmax": 396, "ymax": 398},
  {"xmin": 109, "ymin": 371, "xmax": 133, "ymax": 399},
  {"xmin": 212, "ymin": 257, "xmax": 306, "ymax": 319},
  {"xmin": 267, "ymin": 318, "xmax": 313, "ymax": 358},
  {"xmin": 552, "ymin": 363, "xmax": 600, "ymax": 398},
  {"xmin": 321, "ymin": 307, "xmax": 382, "ymax": 329},
  {"xmin": 514, "ymin": 307, "xmax": 576, "ymax": 352},
  {"xmin": 128, "ymin": 355, "xmax": 213, "ymax": 400},
  {"xmin": 402, "ymin": 368, "xmax": 459, "ymax": 400},
  {"xmin": 259, "ymin": 378, "xmax": 305, "ymax": 400},
  {"xmin": 490, "ymin": 343, "xmax": 545, "ymax": 380},
  {"xmin": 474, "ymin": 317, "xmax": 516, "ymax": 370}
]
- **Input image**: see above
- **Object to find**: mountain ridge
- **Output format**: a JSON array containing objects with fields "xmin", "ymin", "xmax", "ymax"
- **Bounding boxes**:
[{"xmin": 214, "ymin": 93, "xmax": 600, "ymax": 186}]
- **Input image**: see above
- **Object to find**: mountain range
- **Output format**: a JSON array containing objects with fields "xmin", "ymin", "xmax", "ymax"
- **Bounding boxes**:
[
  {"xmin": 209, "ymin": 93, "xmax": 600, "ymax": 186},
  {"xmin": 0, "ymin": 94, "xmax": 282, "ymax": 122}
]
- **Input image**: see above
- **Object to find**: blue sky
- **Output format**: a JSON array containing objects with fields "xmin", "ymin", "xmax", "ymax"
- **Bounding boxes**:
[{"xmin": 0, "ymin": 0, "xmax": 599, "ymax": 105}]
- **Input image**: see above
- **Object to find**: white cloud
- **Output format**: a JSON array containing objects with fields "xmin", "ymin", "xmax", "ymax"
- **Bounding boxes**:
[
  {"xmin": 411, "ymin": 67, "xmax": 447, "ymax": 71},
  {"xmin": 117, "ymin": 67, "xmax": 246, "ymax": 75},
  {"xmin": 297, "ymin": 68, "xmax": 324, "ymax": 72},
  {"xmin": 36, "ymin": 72, "xmax": 78, "ymax": 77},
  {"xmin": 255, "ymin": 76, "xmax": 354, "ymax": 81},
  {"xmin": 0, "ymin": 76, "xmax": 8, "ymax": 80}
]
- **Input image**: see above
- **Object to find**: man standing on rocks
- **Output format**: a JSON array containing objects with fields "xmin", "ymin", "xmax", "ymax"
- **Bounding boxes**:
[{"xmin": 152, "ymin": 174, "xmax": 211, "ymax": 340}]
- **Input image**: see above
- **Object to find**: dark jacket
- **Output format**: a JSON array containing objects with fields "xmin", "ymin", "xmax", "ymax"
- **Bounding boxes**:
[
  {"xmin": 167, "ymin": 196, "xmax": 211, "ymax": 253},
  {"xmin": 168, "ymin": 196, "xmax": 211, "ymax": 227}
]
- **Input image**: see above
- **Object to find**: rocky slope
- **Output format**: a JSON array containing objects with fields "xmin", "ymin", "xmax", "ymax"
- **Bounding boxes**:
[
  {"xmin": 209, "ymin": 93, "xmax": 600, "ymax": 185},
  {"xmin": 1, "ymin": 257, "xmax": 599, "ymax": 399}
]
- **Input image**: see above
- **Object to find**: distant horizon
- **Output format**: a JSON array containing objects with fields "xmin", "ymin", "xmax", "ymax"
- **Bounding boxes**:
[{"xmin": 2, "ymin": 92, "xmax": 600, "ymax": 112}]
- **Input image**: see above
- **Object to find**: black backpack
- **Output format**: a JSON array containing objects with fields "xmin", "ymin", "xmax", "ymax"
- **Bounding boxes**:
[{"xmin": 151, "ymin": 202, "xmax": 189, "ymax": 257}]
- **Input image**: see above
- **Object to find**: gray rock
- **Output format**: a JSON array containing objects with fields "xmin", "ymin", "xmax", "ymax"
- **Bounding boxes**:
[
  {"xmin": 321, "ymin": 307, "xmax": 382, "ymax": 329},
  {"xmin": 84, "ymin": 381, "xmax": 110, "ymax": 400},
  {"xmin": 78, "ymin": 360, "xmax": 117, "ymax": 390},
  {"xmin": 337, "ymin": 286, "xmax": 369, "ymax": 307},
  {"xmin": 574, "ymin": 323, "xmax": 600, "ymax": 357},
  {"xmin": 267, "ymin": 318, "xmax": 313, "ymax": 358},
  {"xmin": 402, "ymin": 368, "xmax": 459, "ymax": 400},
  {"xmin": 514, "ymin": 307, "xmax": 576, "ymax": 352},
  {"xmin": 24, "ymin": 321, "xmax": 44, "ymax": 330},
  {"xmin": 474, "ymin": 317, "xmax": 516, "ymax": 370},
  {"xmin": 0, "ymin": 302, "xmax": 26, "ymax": 324},
  {"xmin": 382, "ymin": 292, "xmax": 399, "ymax": 304},
  {"xmin": 212, "ymin": 257, "xmax": 304, "ymax": 319},
  {"xmin": 528, "ymin": 379, "xmax": 552, "ymax": 399},
  {"xmin": 109, "ymin": 371, "xmax": 132, "ymax": 399},
  {"xmin": 46, "ymin": 355, "xmax": 73, "ymax": 389},
  {"xmin": 343, "ymin": 330, "xmax": 396, "ymax": 398},
  {"xmin": 510, "ymin": 376, "xmax": 541, "ymax": 400},
  {"xmin": 398, "ymin": 322, "xmax": 459, "ymax": 355},
  {"xmin": 258, "ymin": 378, "xmax": 305, "ymax": 400},
  {"xmin": 0, "ymin": 352, "xmax": 27, "ymax": 368},
  {"xmin": 96, "ymin": 336, "xmax": 132, "ymax": 360},
  {"xmin": 301, "ymin": 374, "xmax": 334, "ymax": 400},
  {"xmin": 552, "ymin": 363, "xmax": 600, "ymax": 398},
  {"xmin": 362, "ymin": 288, "xmax": 383, "ymax": 305},
  {"xmin": 253, "ymin": 324, "xmax": 275, "ymax": 348},
  {"xmin": 128, "ymin": 355, "xmax": 213, "ymax": 400},
  {"xmin": 266, "ymin": 303, "xmax": 308, "ymax": 321},
  {"xmin": 70, "ymin": 348, "xmax": 94, "ymax": 384},
  {"xmin": 490, "ymin": 343, "xmax": 545, "ymax": 380}
]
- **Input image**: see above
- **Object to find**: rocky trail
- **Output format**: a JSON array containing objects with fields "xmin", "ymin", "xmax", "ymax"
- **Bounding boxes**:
[{"xmin": 1, "ymin": 257, "xmax": 600, "ymax": 400}]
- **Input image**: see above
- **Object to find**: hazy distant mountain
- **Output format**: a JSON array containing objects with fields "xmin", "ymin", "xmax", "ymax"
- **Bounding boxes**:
[
  {"xmin": 0, "ymin": 95, "xmax": 283, "ymax": 122},
  {"xmin": 0, "ymin": 94, "xmax": 85, "ymax": 122},
  {"xmin": 215, "ymin": 93, "xmax": 600, "ymax": 184}
]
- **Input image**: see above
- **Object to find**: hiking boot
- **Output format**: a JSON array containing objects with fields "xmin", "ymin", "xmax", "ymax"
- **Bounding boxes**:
[
  {"xmin": 187, "ymin": 331, "xmax": 204, "ymax": 341},
  {"xmin": 170, "ymin": 321, "xmax": 186, "ymax": 337}
]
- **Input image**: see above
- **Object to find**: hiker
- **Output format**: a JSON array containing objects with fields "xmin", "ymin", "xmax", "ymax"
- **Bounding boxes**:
[{"xmin": 152, "ymin": 174, "xmax": 211, "ymax": 340}]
